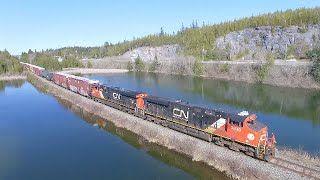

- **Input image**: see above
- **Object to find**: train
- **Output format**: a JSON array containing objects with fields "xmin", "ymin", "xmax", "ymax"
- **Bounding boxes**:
[{"xmin": 21, "ymin": 62, "xmax": 276, "ymax": 161}]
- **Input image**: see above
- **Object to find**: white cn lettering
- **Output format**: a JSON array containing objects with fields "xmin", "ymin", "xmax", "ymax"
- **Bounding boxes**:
[
  {"xmin": 173, "ymin": 108, "xmax": 189, "ymax": 120},
  {"xmin": 113, "ymin": 93, "xmax": 121, "ymax": 100}
]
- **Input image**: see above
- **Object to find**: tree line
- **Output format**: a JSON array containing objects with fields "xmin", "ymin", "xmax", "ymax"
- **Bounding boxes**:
[
  {"xmin": 20, "ymin": 50, "xmax": 86, "ymax": 71},
  {"xmin": 0, "ymin": 50, "xmax": 23, "ymax": 74},
  {"xmin": 33, "ymin": 7, "xmax": 320, "ymax": 60}
]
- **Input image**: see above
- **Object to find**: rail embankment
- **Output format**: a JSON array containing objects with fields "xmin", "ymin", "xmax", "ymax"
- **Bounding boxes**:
[{"xmin": 28, "ymin": 73, "xmax": 319, "ymax": 180}]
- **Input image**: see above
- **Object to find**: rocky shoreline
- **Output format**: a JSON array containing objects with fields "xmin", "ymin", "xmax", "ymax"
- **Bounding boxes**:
[{"xmin": 27, "ymin": 72, "xmax": 319, "ymax": 180}]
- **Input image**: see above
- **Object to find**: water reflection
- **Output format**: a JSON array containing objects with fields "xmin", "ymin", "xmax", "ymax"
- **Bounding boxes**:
[
  {"xmin": 0, "ymin": 80, "xmax": 25, "ymax": 92},
  {"xmin": 85, "ymin": 72, "xmax": 320, "ymax": 154},
  {"xmin": 131, "ymin": 72, "xmax": 320, "ymax": 125},
  {"xmin": 56, "ymin": 97, "xmax": 229, "ymax": 180}
]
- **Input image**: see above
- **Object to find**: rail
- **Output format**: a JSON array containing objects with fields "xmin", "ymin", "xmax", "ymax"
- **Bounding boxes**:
[{"xmin": 270, "ymin": 157, "xmax": 320, "ymax": 179}]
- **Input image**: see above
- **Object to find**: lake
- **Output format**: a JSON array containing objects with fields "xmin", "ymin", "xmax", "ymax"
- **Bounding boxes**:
[
  {"xmin": 86, "ymin": 72, "xmax": 320, "ymax": 155},
  {"xmin": 0, "ymin": 80, "xmax": 227, "ymax": 180}
]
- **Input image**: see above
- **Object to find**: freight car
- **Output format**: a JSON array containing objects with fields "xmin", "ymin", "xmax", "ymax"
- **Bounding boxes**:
[
  {"xmin": 40, "ymin": 70, "xmax": 54, "ymax": 81},
  {"xmin": 53, "ymin": 72, "xmax": 69, "ymax": 89},
  {"xmin": 66, "ymin": 74, "xmax": 99, "ymax": 97},
  {"xmin": 22, "ymin": 62, "xmax": 276, "ymax": 161}
]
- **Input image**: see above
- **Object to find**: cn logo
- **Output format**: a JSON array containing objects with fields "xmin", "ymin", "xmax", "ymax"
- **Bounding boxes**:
[
  {"xmin": 113, "ymin": 93, "xmax": 121, "ymax": 100},
  {"xmin": 173, "ymin": 108, "xmax": 189, "ymax": 120}
]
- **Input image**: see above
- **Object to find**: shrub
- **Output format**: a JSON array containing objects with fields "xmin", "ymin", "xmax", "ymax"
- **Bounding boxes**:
[
  {"xmin": 148, "ymin": 58, "xmax": 160, "ymax": 72},
  {"xmin": 127, "ymin": 61, "xmax": 134, "ymax": 71},
  {"xmin": 256, "ymin": 53, "xmax": 274, "ymax": 83},
  {"xmin": 193, "ymin": 60, "xmax": 204, "ymax": 76},
  {"xmin": 87, "ymin": 61, "xmax": 93, "ymax": 68},
  {"xmin": 134, "ymin": 56, "xmax": 145, "ymax": 71},
  {"xmin": 220, "ymin": 63, "xmax": 230, "ymax": 73},
  {"xmin": 307, "ymin": 49, "xmax": 320, "ymax": 83}
]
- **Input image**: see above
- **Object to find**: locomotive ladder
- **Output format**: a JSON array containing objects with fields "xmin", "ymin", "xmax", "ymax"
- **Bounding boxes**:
[{"xmin": 257, "ymin": 134, "xmax": 267, "ymax": 160}]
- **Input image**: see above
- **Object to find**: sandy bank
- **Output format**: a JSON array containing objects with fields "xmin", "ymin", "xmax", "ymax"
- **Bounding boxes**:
[
  {"xmin": 0, "ymin": 75, "xmax": 27, "ymax": 81},
  {"xmin": 28, "ymin": 73, "xmax": 317, "ymax": 180},
  {"xmin": 60, "ymin": 68, "xmax": 128, "ymax": 75}
]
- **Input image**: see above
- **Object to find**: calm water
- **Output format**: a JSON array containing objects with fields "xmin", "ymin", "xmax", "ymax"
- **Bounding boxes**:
[
  {"xmin": 86, "ymin": 72, "xmax": 320, "ymax": 155},
  {"xmin": 0, "ymin": 80, "xmax": 227, "ymax": 180}
]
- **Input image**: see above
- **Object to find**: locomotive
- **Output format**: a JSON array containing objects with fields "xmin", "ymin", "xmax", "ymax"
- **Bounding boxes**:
[{"xmin": 21, "ymin": 62, "xmax": 276, "ymax": 161}]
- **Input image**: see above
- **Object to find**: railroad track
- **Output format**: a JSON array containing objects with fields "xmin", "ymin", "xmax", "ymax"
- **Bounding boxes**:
[{"xmin": 270, "ymin": 158, "xmax": 320, "ymax": 179}]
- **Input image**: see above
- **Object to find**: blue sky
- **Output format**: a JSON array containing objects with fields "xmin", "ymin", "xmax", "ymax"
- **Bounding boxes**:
[{"xmin": 0, "ymin": 0, "xmax": 319, "ymax": 55}]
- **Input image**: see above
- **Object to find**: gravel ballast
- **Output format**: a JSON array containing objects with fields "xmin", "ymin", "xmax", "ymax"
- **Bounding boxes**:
[{"xmin": 28, "ymin": 73, "xmax": 316, "ymax": 180}]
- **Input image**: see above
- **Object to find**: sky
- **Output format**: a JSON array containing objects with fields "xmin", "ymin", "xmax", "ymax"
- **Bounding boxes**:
[{"xmin": 0, "ymin": 0, "xmax": 319, "ymax": 55}]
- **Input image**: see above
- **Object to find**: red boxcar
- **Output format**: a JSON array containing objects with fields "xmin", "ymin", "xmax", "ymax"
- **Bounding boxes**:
[
  {"xmin": 29, "ymin": 64, "xmax": 44, "ymax": 76},
  {"xmin": 53, "ymin": 72, "xmax": 70, "ymax": 89},
  {"xmin": 20, "ymin": 62, "xmax": 44, "ymax": 75},
  {"xmin": 67, "ymin": 75, "xmax": 99, "ymax": 97}
]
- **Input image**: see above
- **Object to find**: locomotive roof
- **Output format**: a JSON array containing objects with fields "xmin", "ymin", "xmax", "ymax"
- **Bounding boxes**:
[
  {"xmin": 172, "ymin": 100, "xmax": 250, "ymax": 122},
  {"xmin": 228, "ymin": 113, "xmax": 248, "ymax": 122},
  {"xmin": 109, "ymin": 87, "xmax": 146, "ymax": 98},
  {"xmin": 248, "ymin": 121, "xmax": 266, "ymax": 132},
  {"xmin": 145, "ymin": 95, "xmax": 180, "ymax": 106}
]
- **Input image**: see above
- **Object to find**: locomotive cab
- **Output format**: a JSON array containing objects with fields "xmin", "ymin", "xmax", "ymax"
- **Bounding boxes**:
[
  {"xmin": 242, "ymin": 115, "xmax": 276, "ymax": 160},
  {"xmin": 221, "ymin": 112, "xmax": 276, "ymax": 160}
]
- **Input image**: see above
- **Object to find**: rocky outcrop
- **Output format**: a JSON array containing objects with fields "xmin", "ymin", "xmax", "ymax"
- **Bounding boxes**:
[
  {"xmin": 122, "ymin": 44, "xmax": 182, "ymax": 62},
  {"xmin": 215, "ymin": 25, "xmax": 320, "ymax": 60}
]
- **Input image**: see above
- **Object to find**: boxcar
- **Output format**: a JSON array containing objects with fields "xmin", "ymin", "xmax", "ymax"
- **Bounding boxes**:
[
  {"xmin": 40, "ymin": 70, "xmax": 54, "ymax": 81},
  {"xmin": 67, "ymin": 75, "xmax": 99, "ymax": 97},
  {"xmin": 29, "ymin": 64, "xmax": 44, "ymax": 76},
  {"xmin": 53, "ymin": 72, "xmax": 69, "ymax": 88}
]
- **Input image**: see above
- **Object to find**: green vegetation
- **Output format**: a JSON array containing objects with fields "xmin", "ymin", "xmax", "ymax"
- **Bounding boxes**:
[
  {"xmin": 33, "ymin": 54, "xmax": 62, "ymax": 70},
  {"xmin": 220, "ymin": 63, "xmax": 231, "ymax": 73},
  {"xmin": 35, "ymin": 8, "xmax": 320, "ymax": 60},
  {"xmin": 61, "ymin": 56, "xmax": 84, "ymax": 68},
  {"xmin": 193, "ymin": 60, "xmax": 204, "ymax": 76},
  {"xmin": 87, "ymin": 61, "xmax": 93, "ymax": 68},
  {"xmin": 256, "ymin": 53, "xmax": 275, "ymax": 83},
  {"xmin": 134, "ymin": 56, "xmax": 145, "ymax": 71},
  {"xmin": 0, "ymin": 50, "xmax": 23, "ymax": 74},
  {"xmin": 126, "ymin": 61, "xmax": 134, "ymax": 71},
  {"xmin": 148, "ymin": 56, "xmax": 160, "ymax": 72},
  {"xmin": 307, "ymin": 48, "xmax": 320, "ymax": 83}
]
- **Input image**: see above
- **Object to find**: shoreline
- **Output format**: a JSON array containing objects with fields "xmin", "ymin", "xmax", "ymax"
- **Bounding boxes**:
[
  {"xmin": 60, "ymin": 68, "xmax": 128, "ymax": 75},
  {"xmin": 88, "ymin": 58, "xmax": 320, "ymax": 90},
  {"xmin": 27, "ymin": 72, "xmax": 320, "ymax": 180},
  {"xmin": 0, "ymin": 75, "xmax": 27, "ymax": 81}
]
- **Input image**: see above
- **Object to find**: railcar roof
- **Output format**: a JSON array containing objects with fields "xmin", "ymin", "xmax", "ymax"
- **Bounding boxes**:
[
  {"xmin": 55, "ymin": 72, "xmax": 99, "ymax": 84},
  {"xmin": 20, "ymin": 62, "xmax": 45, "ymax": 70}
]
